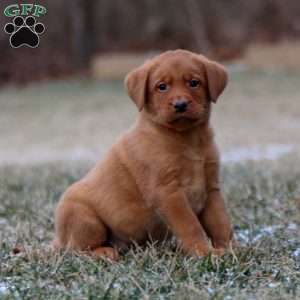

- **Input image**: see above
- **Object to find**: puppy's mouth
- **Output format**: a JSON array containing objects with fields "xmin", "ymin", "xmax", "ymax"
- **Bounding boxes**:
[{"xmin": 168, "ymin": 115, "xmax": 199, "ymax": 124}]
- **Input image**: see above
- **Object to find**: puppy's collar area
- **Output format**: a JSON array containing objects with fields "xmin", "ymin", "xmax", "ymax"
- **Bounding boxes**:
[{"xmin": 137, "ymin": 112, "xmax": 210, "ymax": 139}]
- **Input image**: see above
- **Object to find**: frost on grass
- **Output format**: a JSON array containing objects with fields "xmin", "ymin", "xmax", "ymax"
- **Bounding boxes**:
[
  {"xmin": 235, "ymin": 223, "xmax": 299, "ymax": 244},
  {"xmin": 0, "ymin": 157, "xmax": 300, "ymax": 299},
  {"xmin": 223, "ymin": 144, "xmax": 295, "ymax": 163},
  {"xmin": 0, "ymin": 282, "xmax": 9, "ymax": 295}
]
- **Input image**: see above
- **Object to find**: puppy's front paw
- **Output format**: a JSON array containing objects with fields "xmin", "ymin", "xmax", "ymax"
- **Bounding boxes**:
[
  {"xmin": 185, "ymin": 242, "xmax": 211, "ymax": 257},
  {"xmin": 186, "ymin": 243, "xmax": 226, "ymax": 257},
  {"xmin": 92, "ymin": 247, "xmax": 119, "ymax": 261},
  {"xmin": 211, "ymin": 247, "xmax": 225, "ymax": 256}
]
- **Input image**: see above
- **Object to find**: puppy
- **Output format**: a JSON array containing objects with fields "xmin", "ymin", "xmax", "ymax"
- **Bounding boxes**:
[{"xmin": 53, "ymin": 50, "xmax": 233, "ymax": 260}]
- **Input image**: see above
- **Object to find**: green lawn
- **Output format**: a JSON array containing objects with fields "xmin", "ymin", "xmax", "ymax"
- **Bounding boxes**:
[{"xmin": 0, "ymin": 69, "xmax": 300, "ymax": 299}]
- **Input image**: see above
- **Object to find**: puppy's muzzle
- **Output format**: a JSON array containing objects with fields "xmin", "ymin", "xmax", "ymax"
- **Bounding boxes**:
[{"xmin": 173, "ymin": 99, "xmax": 189, "ymax": 113}]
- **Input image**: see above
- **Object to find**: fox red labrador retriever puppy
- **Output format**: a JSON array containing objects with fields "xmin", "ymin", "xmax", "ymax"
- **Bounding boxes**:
[{"xmin": 53, "ymin": 50, "xmax": 233, "ymax": 260}]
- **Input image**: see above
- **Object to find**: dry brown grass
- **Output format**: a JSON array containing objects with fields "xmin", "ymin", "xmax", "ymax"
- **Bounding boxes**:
[
  {"xmin": 91, "ymin": 42, "xmax": 300, "ymax": 82},
  {"xmin": 91, "ymin": 52, "xmax": 157, "ymax": 80},
  {"xmin": 240, "ymin": 41, "xmax": 300, "ymax": 71}
]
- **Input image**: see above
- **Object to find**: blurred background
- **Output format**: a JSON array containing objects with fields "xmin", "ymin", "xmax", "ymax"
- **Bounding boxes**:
[
  {"xmin": 1, "ymin": 0, "xmax": 300, "ymax": 82},
  {"xmin": 0, "ymin": 0, "xmax": 299, "ymax": 165}
]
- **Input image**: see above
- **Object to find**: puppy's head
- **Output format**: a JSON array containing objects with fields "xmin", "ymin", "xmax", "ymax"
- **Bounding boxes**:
[{"xmin": 125, "ymin": 50, "xmax": 228, "ymax": 131}]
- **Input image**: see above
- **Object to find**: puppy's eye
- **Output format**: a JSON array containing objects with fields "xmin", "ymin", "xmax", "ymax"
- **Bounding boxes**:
[
  {"xmin": 189, "ymin": 79, "xmax": 200, "ymax": 88},
  {"xmin": 157, "ymin": 83, "xmax": 168, "ymax": 92}
]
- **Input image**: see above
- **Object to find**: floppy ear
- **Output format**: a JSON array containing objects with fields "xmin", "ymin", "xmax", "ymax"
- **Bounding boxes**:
[
  {"xmin": 124, "ymin": 64, "xmax": 149, "ymax": 111},
  {"xmin": 199, "ymin": 56, "xmax": 228, "ymax": 103}
]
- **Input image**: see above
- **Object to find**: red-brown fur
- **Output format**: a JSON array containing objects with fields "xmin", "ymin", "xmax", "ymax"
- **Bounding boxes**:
[{"xmin": 53, "ymin": 50, "xmax": 233, "ymax": 260}]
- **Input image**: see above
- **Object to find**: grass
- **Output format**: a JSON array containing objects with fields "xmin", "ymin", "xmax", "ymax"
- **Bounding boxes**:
[
  {"xmin": 0, "ymin": 159, "xmax": 299, "ymax": 299},
  {"xmin": 0, "ymin": 67, "xmax": 300, "ymax": 299}
]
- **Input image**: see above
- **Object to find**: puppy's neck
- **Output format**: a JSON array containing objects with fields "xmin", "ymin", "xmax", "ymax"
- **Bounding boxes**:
[{"xmin": 136, "ymin": 112, "xmax": 212, "ymax": 145}]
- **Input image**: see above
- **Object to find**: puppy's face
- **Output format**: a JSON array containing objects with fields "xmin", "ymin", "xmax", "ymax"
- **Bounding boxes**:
[
  {"xmin": 125, "ymin": 50, "xmax": 228, "ymax": 131},
  {"xmin": 146, "ymin": 55, "xmax": 209, "ymax": 129}
]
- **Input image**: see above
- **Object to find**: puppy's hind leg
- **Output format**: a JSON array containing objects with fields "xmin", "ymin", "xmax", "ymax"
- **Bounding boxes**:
[{"xmin": 54, "ymin": 200, "xmax": 119, "ymax": 261}]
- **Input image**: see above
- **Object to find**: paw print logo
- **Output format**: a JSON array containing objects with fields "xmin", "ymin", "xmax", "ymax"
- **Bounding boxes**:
[{"xmin": 4, "ymin": 16, "xmax": 45, "ymax": 48}]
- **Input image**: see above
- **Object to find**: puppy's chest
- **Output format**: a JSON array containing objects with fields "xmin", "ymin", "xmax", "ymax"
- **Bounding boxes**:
[{"xmin": 180, "ymin": 151, "xmax": 206, "ymax": 213}]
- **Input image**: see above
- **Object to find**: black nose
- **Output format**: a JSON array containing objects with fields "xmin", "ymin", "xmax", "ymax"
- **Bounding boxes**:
[{"xmin": 173, "ymin": 100, "xmax": 188, "ymax": 113}]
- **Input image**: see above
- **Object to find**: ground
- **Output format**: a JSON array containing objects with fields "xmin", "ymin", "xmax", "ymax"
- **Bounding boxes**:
[{"xmin": 0, "ymin": 59, "xmax": 300, "ymax": 299}]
